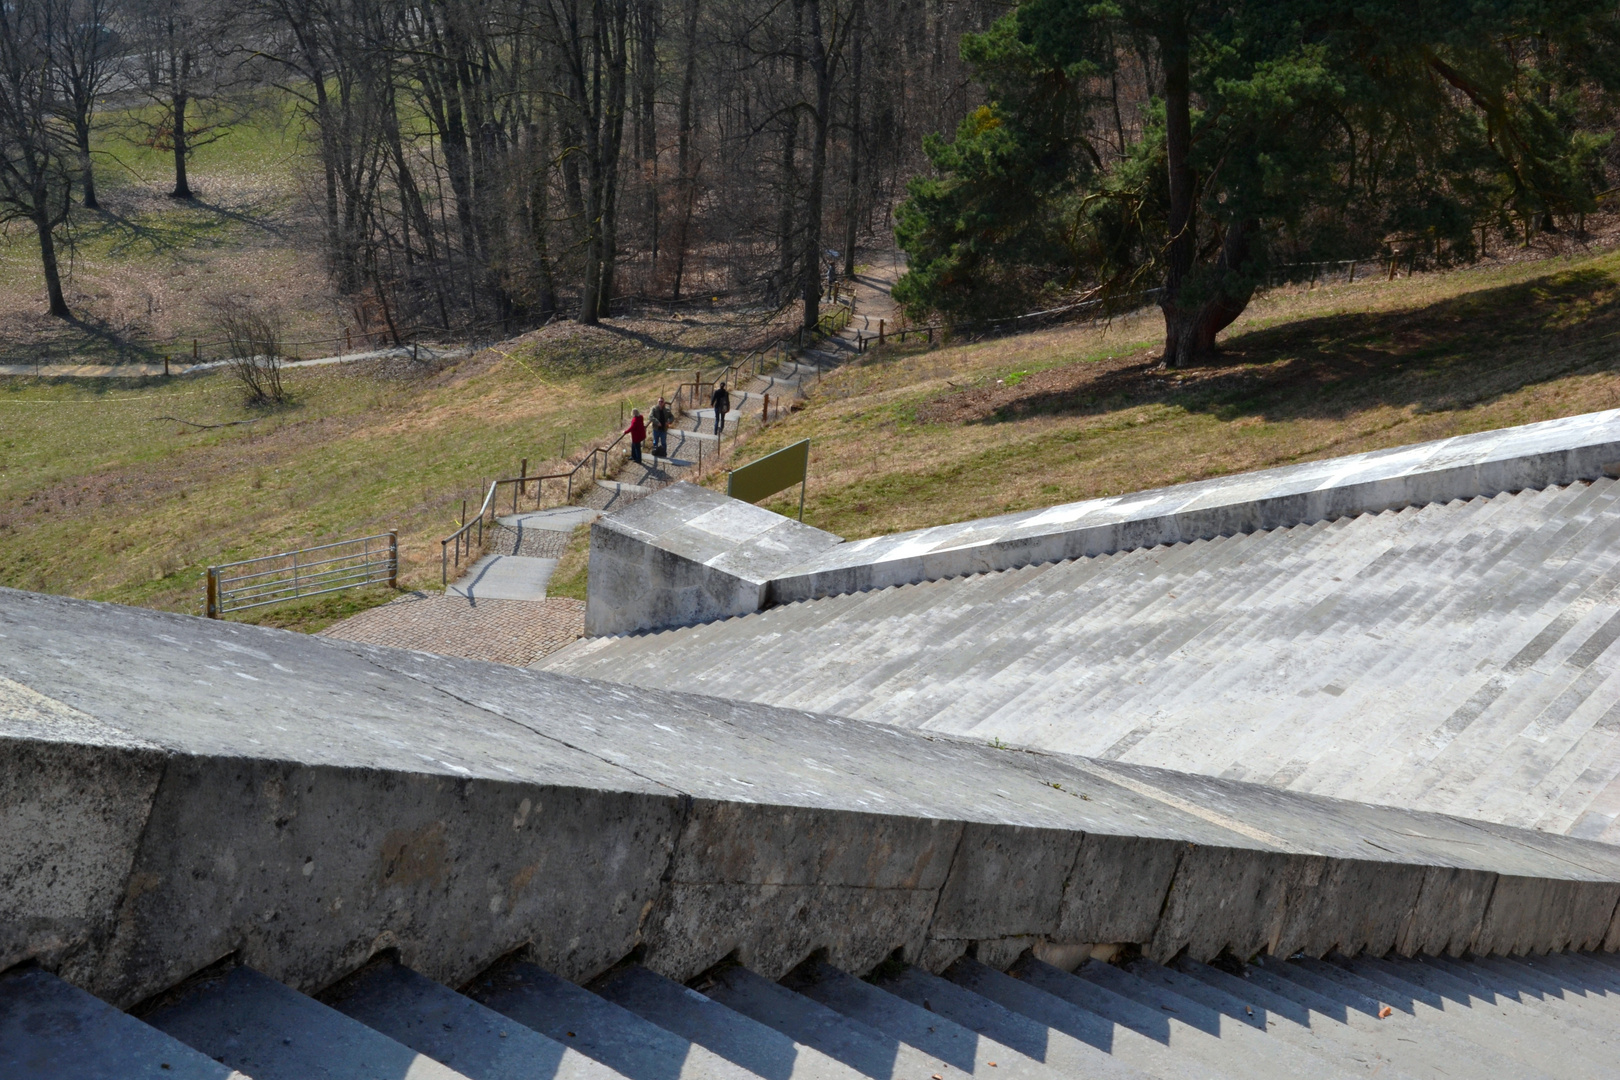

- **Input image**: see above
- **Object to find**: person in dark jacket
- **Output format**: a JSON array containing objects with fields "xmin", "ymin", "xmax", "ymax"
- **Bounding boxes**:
[
  {"xmin": 649, "ymin": 397, "xmax": 672, "ymax": 458},
  {"xmin": 711, "ymin": 383, "xmax": 731, "ymax": 436},
  {"xmin": 625, "ymin": 409, "xmax": 646, "ymax": 464}
]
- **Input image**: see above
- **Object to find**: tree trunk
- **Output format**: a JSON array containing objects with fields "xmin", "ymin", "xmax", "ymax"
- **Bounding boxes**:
[
  {"xmin": 35, "ymin": 211, "xmax": 70, "ymax": 318},
  {"xmin": 801, "ymin": 0, "xmax": 830, "ymax": 332},
  {"xmin": 1162, "ymin": 219, "xmax": 1254, "ymax": 366},
  {"xmin": 670, "ymin": 0, "xmax": 700, "ymax": 299},
  {"xmin": 1159, "ymin": 26, "xmax": 1211, "ymax": 372},
  {"xmin": 842, "ymin": 0, "xmax": 862, "ymax": 280},
  {"xmin": 76, "ymin": 123, "xmax": 97, "ymax": 210},
  {"xmin": 170, "ymin": 92, "xmax": 192, "ymax": 199},
  {"xmin": 596, "ymin": 0, "xmax": 630, "ymax": 320}
]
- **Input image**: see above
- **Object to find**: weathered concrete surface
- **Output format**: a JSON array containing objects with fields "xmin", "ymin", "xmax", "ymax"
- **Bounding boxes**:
[
  {"xmin": 4, "ymin": 587, "xmax": 1620, "ymax": 1017},
  {"xmin": 145, "ymin": 964, "xmax": 468, "ymax": 1080},
  {"xmin": 0, "ymin": 967, "xmax": 244, "ymax": 1079},
  {"xmin": 768, "ymin": 407, "xmax": 1620, "ymax": 603},
  {"xmin": 549, "ymin": 475, "xmax": 1620, "ymax": 845},
  {"xmin": 584, "ymin": 483, "xmax": 841, "ymax": 635}
]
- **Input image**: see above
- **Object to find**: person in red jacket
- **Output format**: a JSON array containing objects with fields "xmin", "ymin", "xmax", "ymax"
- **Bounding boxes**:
[{"xmin": 625, "ymin": 409, "xmax": 646, "ymax": 464}]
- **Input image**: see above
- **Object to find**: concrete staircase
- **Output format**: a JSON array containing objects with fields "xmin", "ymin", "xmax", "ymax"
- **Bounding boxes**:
[
  {"xmin": 11, "ymin": 947, "xmax": 1620, "ymax": 1078},
  {"xmin": 546, "ymin": 478, "xmax": 1620, "ymax": 842}
]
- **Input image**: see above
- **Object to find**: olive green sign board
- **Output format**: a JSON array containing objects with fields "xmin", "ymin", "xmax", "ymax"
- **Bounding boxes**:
[{"xmin": 729, "ymin": 439, "xmax": 810, "ymax": 518}]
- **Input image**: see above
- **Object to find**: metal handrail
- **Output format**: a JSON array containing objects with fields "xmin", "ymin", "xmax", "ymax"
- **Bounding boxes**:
[{"xmin": 438, "ymin": 431, "xmax": 635, "ymax": 584}]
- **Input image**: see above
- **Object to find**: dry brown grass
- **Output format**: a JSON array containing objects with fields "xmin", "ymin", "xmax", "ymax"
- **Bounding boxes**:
[
  {"xmin": 716, "ymin": 247, "xmax": 1620, "ymax": 538},
  {"xmin": 0, "ymin": 302, "xmax": 786, "ymax": 624}
]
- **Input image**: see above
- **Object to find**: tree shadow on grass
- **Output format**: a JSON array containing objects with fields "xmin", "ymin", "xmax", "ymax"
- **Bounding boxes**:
[{"xmin": 960, "ymin": 265, "xmax": 1620, "ymax": 427}]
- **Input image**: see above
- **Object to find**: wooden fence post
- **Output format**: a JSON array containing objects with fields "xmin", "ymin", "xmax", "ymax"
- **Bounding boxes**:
[
  {"xmin": 206, "ymin": 567, "xmax": 219, "ymax": 618},
  {"xmin": 387, "ymin": 532, "xmax": 398, "ymax": 588}
]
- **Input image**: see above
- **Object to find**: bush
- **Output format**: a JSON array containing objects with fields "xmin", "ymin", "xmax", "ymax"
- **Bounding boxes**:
[{"xmin": 213, "ymin": 300, "xmax": 287, "ymax": 405}]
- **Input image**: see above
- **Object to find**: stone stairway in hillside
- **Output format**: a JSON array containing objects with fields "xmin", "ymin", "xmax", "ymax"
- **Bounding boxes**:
[
  {"xmin": 585, "ymin": 305, "xmax": 871, "ymax": 514},
  {"xmin": 546, "ymin": 477, "xmax": 1620, "ymax": 842},
  {"xmin": 12, "ymin": 944, "xmax": 1620, "ymax": 1078}
]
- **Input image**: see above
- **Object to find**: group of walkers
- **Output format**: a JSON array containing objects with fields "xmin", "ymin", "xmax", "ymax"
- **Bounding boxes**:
[{"xmin": 623, "ymin": 383, "xmax": 733, "ymax": 465}]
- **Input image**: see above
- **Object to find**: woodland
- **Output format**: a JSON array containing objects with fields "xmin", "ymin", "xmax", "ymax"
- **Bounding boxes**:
[
  {"xmin": 894, "ymin": 0, "xmax": 1620, "ymax": 365},
  {"xmin": 0, "ymin": 0, "xmax": 999, "ymax": 338}
]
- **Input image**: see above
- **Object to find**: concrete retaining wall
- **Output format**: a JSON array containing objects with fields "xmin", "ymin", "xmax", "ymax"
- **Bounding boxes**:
[
  {"xmin": 3, "ymin": 590, "xmax": 1618, "ymax": 1011},
  {"xmin": 584, "ymin": 483, "xmax": 841, "ymax": 636}
]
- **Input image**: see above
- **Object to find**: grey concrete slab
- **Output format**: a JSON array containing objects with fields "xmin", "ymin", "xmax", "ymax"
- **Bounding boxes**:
[
  {"xmin": 593, "ymin": 964, "xmax": 865, "ymax": 1080},
  {"xmin": 1109, "ymin": 960, "xmax": 1408, "ymax": 1078},
  {"xmin": 1335, "ymin": 954, "xmax": 1620, "ymax": 1077},
  {"xmin": 145, "ymin": 965, "xmax": 469, "ymax": 1080},
  {"xmin": 1193, "ymin": 956, "xmax": 1559, "ymax": 1080},
  {"xmin": 942, "ymin": 957, "xmax": 1232, "ymax": 1080},
  {"xmin": 326, "ymin": 961, "xmax": 630, "ymax": 1080},
  {"xmin": 698, "ymin": 964, "xmax": 956, "ymax": 1080},
  {"xmin": 467, "ymin": 962, "xmax": 766, "ymax": 1080},
  {"xmin": 546, "ymin": 469, "xmax": 1620, "ymax": 847},
  {"xmin": 448, "ymin": 554, "xmax": 558, "ymax": 601},
  {"xmin": 1026, "ymin": 955, "xmax": 1361, "ymax": 1079},
  {"xmin": 1290, "ymin": 957, "xmax": 1581, "ymax": 1079},
  {"xmin": 770, "ymin": 408, "xmax": 1620, "ymax": 604},
  {"xmin": 868, "ymin": 964, "xmax": 1148, "ymax": 1080},
  {"xmin": 782, "ymin": 959, "xmax": 1067, "ymax": 1080},
  {"xmin": 0, "ymin": 967, "xmax": 245, "ymax": 1080}
]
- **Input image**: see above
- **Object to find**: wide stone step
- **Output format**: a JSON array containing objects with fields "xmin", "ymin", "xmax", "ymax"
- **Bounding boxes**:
[
  {"xmin": 326, "ymin": 960, "xmax": 630, "ymax": 1080},
  {"xmin": 144, "ymin": 965, "xmax": 469, "ymax": 1080},
  {"xmin": 781, "ymin": 957, "xmax": 1066, "ymax": 1080},
  {"xmin": 0, "ymin": 967, "xmax": 245, "ymax": 1080},
  {"xmin": 592, "ymin": 964, "xmax": 864, "ymax": 1080},
  {"xmin": 467, "ymin": 961, "xmax": 768, "ymax": 1080}
]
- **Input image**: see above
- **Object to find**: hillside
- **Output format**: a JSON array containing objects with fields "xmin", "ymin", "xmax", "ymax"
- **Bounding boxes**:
[
  {"xmin": 727, "ymin": 249, "xmax": 1620, "ymax": 538},
  {"xmin": 0, "ymin": 309, "xmax": 781, "ymax": 626}
]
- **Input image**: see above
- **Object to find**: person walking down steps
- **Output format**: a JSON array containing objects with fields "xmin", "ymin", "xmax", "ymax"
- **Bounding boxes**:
[
  {"xmin": 711, "ymin": 383, "xmax": 731, "ymax": 436},
  {"xmin": 626, "ymin": 408, "xmax": 646, "ymax": 465},
  {"xmin": 650, "ymin": 397, "xmax": 673, "ymax": 459}
]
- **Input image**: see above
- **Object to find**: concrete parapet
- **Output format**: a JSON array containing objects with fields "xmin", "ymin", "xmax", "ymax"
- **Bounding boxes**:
[
  {"xmin": 584, "ymin": 483, "xmax": 841, "ymax": 636},
  {"xmin": 3, "ymin": 589, "xmax": 1619, "ymax": 1011},
  {"xmin": 768, "ymin": 407, "xmax": 1620, "ymax": 604}
]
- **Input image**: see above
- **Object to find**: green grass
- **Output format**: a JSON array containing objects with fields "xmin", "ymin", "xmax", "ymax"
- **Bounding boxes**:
[
  {"xmin": 722, "ymin": 248, "xmax": 1620, "ymax": 539},
  {"xmin": 0, "ymin": 322, "xmax": 704, "ymax": 616}
]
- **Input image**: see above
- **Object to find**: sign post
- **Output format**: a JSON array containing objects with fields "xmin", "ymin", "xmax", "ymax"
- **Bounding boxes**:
[{"xmin": 727, "ymin": 439, "xmax": 810, "ymax": 520}]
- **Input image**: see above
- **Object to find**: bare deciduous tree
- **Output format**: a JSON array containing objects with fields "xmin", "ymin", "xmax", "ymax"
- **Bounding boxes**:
[{"xmin": 0, "ymin": 0, "xmax": 74, "ymax": 317}]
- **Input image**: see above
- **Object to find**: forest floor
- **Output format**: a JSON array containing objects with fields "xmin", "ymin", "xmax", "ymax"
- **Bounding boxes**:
[
  {"xmin": 714, "ymin": 234, "xmax": 1620, "ymax": 540},
  {"xmin": 0, "ymin": 95, "xmax": 347, "ymax": 367}
]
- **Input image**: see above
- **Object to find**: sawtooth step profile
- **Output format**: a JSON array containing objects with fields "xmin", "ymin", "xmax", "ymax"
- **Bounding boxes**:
[{"xmin": 9, "ymin": 947, "xmax": 1620, "ymax": 1078}]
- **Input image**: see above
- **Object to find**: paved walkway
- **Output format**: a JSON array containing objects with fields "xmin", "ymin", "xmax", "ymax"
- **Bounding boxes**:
[
  {"xmin": 321, "ymin": 592, "xmax": 586, "ymax": 667},
  {"xmin": 0, "ymin": 343, "xmax": 471, "ymax": 379},
  {"xmin": 445, "ymin": 506, "xmax": 599, "ymax": 601}
]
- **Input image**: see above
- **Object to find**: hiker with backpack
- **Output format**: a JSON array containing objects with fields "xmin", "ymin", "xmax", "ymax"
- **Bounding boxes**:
[{"xmin": 650, "ymin": 397, "xmax": 673, "ymax": 458}]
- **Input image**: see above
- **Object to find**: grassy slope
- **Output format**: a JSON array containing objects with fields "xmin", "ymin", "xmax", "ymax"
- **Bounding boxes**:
[
  {"xmin": 722, "ymin": 251, "xmax": 1620, "ymax": 537},
  {"xmin": 0, "ymin": 323, "xmax": 715, "ymax": 619}
]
